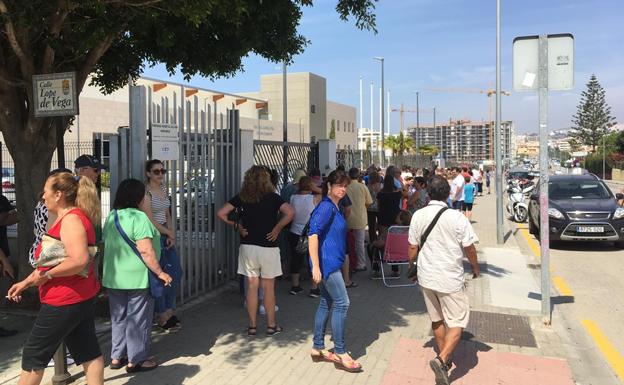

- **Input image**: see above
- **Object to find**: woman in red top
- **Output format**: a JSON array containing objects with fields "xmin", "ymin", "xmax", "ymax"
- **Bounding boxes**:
[{"xmin": 7, "ymin": 172, "xmax": 104, "ymax": 385}]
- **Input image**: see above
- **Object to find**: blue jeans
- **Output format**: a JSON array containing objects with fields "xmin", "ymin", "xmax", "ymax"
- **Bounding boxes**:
[
  {"xmin": 313, "ymin": 270, "xmax": 350, "ymax": 354},
  {"xmin": 155, "ymin": 236, "xmax": 182, "ymax": 314}
]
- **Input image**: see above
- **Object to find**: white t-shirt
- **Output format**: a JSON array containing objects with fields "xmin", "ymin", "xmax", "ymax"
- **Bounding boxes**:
[
  {"xmin": 290, "ymin": 194, "xmax": 316, "ymax": 235},
  {"xmin": 450, "ymin": 174, "xmax": 465, "ymax": 202},
  {"xmin": 408, "ymin": 200, "xmax": 479, "ymax": 293}
]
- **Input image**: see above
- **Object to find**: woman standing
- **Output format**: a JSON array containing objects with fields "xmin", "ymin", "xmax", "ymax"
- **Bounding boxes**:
[
  {"xmin": 373, "ymin": 168, "xmax": 405, "ymax": 277},
  {"xmin": 103, "ymin": 179, "xmax": 172, "ymax": 373},
  {"xmin": 309, "ymin": 170, "xmax": 362, "ymax": 373},
  {"xmin": 7, "ymin": 173, "xmax": 104, "ymax": 385},
  {"xmin": 217, "ymin": 166, "xmax": 294, "ymax": 336},
  {"xmin": 366, "ymin": 171, "xmax": 382, "ymax": 244},
  {"xmin": 140, "ymin": 160, "xmax": 182, "ymax": 332},
  {"xmin": 288, "ymin": 176, "xmax": 321, "ymax": 297}
]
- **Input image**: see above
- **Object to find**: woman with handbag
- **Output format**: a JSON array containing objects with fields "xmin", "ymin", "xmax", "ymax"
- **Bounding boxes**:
[
  {"xmin": 7, "ymin": 173, "xmax": 104, "ymax": 385},
  {"xmin": 102, "ymin": 178, "xmax": 172, "ymax": 373},
  {"xmin": 308, "ymin": 169, "xmax": 362, "ymax": 373},
  {"xmin": 140, "ymin": 159, "xmax": 182, "ymax": 332}
]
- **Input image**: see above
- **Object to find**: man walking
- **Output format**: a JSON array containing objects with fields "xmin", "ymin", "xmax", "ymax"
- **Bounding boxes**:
[
  {"xmin": 407, "ymin": 176, "xmax": 480, "ymax": 385},
  {"xmin": 449, "ymin": 167, "xmax": 465, "ymax": 210},
  {"xmin": 346, "ymin": 167, "xmax": 372, "ymax": 272}
]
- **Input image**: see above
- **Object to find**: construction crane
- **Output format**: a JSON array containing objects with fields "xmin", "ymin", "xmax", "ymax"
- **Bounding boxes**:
[
  {"xmin": 391, "ymin": 103, "xmax": 417, "ymax": 135},
  {"xmin": 425, "ymin": 87, "xmax": 511, "ymax": 159}
]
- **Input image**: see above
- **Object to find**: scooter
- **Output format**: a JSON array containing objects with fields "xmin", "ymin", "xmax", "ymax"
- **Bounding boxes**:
[{"xmin": 506, "ymin": 179, "xmax": 534, "ymax": 222}]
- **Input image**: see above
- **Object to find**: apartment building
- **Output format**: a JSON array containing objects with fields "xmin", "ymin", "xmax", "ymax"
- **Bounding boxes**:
[{"xmin": 410, "ymin": 120, "xmax": 515, "ymax": 165}]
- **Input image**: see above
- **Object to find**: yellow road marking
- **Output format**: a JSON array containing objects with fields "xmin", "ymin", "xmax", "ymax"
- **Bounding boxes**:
[
  {"xmin": 518, "ymin": 226, "xmax": 541, "ymax": 258},
  {"xmin": 581, "ymin": 319, "xmax": 624, "ymax": 380},
  {"xmin": 552, "ymin": 276, "xmax": 573, "ymax": 296}
]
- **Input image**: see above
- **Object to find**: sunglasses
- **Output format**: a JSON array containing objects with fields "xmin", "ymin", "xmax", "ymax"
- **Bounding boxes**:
[{"xmin": 151, "ymin": 169, "xmax": 167, "ymax": 175}]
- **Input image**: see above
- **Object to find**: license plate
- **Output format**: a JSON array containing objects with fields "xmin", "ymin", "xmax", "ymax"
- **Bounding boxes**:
[{"xmin": 577, "ymin": 226, "xmax": 604, "ymax": 233}]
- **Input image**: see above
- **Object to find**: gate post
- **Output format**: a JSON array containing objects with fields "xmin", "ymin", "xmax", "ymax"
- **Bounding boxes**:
[
  {"xmin": 129, "ymin": 85, "xmax": 148, "ymax": 179},
  {"xmin": 318, "ymin": 139, "xmax": 336, "ymax": 177}
]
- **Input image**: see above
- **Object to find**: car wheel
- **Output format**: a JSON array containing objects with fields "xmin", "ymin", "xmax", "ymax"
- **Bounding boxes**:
[
  {"xmin": 615, "ymin": 241, "xmax": 624, "ymax": 249},
  {"xmin": 515, "ymin": 206, "xmax": 528, "ymax": 223},
  {"xmin": 528, "ymin": 217, "xmax": 538, "ymax": 235}
]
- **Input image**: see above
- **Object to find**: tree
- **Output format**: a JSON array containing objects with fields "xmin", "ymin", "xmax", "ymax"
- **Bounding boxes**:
[
  {"xmin": 418, "ymin": 144, "xmax": 439, "ymax": 157},
  {"xmin": 329, "ymin": 119, "xmax": 336, "ymax": 139},
  {"xmin": 384, "ymin": 132, "xmax": 413, "ymax": 156},
  {"xmin": 569, "ymin": 74, "xmax": 617, "ymax": 152},
  {"xmin": 0, "ymin": 0, "xmax": 377, "ymax": 278}
]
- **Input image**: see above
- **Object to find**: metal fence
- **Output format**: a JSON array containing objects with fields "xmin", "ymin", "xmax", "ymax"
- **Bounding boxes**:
[
  {"xmin": 335, "ymin": 150, "xmax": 432, "ymax": 171},
  {"xmin": 110, "ymin": 84, "xmax": 241, "ymax": 304},
  {"xmin": 253, "ymin": 140, "xmax": 318, "ymax": 191}
]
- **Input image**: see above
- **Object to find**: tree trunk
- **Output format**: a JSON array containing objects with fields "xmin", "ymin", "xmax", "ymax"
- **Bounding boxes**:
[{"xmin": 0, "ymin": 88, "xmax": 60, "ymax": 280}]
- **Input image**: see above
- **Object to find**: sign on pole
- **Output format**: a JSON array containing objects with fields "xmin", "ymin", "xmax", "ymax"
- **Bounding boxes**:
[
  {"xmin": 151, "ymin": 122, "xmax": 180, "ymax": 161},
  {"xmin": 32, "ymin": 72, "xmax": 79, "ymax": 117},
  {"xmin": 513, "ymin": 33, "xmax": 574, "ymax": 325}
]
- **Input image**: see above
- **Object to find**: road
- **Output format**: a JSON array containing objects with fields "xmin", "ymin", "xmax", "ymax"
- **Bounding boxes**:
[{"xmin": 514, "ymin": 182, "xmax": 624, "ymax": 384}]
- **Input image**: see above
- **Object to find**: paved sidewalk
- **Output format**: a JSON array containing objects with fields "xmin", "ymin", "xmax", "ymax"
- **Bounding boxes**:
[{"xmin": 1, "ymin": 192, "xmax": 579, "ymax": 385}]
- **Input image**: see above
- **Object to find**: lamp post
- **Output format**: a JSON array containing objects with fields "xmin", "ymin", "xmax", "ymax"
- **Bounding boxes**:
[
  {"xmin": 413, "ymin": 91, "xmax": 419, "ymax": 151},
  {"xmin": 373, "ymin": 57, "xmax": 385, "ymax": 166},
  {"xmin": 359, "ymin": 76, "xmax": 364, "ymax": 163},
  {"xmin": 282, "ymin": 59, "xmax": 288, "ymax": 188},
  {"xmin": 495, "ymin": 0, "xmax": 504, "ymax": 245}
]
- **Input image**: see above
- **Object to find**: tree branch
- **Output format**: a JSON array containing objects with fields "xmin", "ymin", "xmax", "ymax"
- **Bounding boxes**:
[
  {"xmin": 76, "ymin": 33, "xmax": 119, "ymax": 92},
  {"xmin": 42, "ymin": 0, "xmax": 71, "ymax": 73},
  {"xmin": 0, "ymin": 0, "xmax": 35, "ymax": 77}
]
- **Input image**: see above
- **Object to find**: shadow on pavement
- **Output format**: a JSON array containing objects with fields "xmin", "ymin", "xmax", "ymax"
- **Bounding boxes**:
[{"xmin": 464, "ymin": 261, "xmax": 511, "ymax": 278}]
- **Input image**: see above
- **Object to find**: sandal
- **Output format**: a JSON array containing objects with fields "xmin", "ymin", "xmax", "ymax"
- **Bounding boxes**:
[
  {"xmin": 109, "ymin": 357, "xmax": 127, "ymax": 370},
  {"xmin": 247, "ymin": 326, "xmax": 257, "ymax": 336},
  {"xmin": 266, "ymin": 325, "xmax": 283, "ymax": 336},
  {"xmin": 125, "ymin": 360, "xmax": 158, "ymax": 373},
  {"xmin": 345, "ymin": 281, "xmax": 359, "ymax": 288},
  {"xmin": 334, "ymin": 355, "xmax": 363, "ymax": 373},
  {"xmin": 310, "ymin": 349, "xmax": 340, "ymax": 363}
]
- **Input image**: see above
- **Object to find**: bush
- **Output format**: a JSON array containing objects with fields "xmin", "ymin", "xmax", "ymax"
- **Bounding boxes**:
[{"xmin": 583, "ymin": 154, "xmax": 611, "ymax": 178}]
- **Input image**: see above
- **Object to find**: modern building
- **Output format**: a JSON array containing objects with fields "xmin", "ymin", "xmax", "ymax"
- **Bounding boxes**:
[
  {"xmin": 409, "ymin": 120, "xmax": 515, "ymax": 165},
  {"xmin": 327, "ymin": 101, "xmax": 357, "ymax": 150},
  {"xmin": 357, "ymin": 128, "xmax": 381, "ymax": 152}
]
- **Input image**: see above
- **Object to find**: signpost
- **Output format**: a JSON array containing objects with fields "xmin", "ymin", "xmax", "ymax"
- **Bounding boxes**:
[
  {"xmin": 151, "ymin": 122, "xmax": 180, "ymax": 161},
  {"xmin": 513, "ymin": 33, "xmax": 574, "ymax": 324},
  {"xmin": 33, "ymin": 72, "xmax": 78, "ymax": 117}
]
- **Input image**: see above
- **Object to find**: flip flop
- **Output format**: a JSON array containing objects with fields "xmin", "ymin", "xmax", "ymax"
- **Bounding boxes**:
[
  {"xmin": 109, "ymin": 357, "xmax": 128, "ymax": 370},
  {"xmin": 345, "ymin": 281, "xmax": 358, "ymax": 288},
  {"xmin": 126, "ymin": 360, "xmax": 158, "ymax": 373}
]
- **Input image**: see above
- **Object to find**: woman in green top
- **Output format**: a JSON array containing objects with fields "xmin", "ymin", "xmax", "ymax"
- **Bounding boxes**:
[{"xmin": 102, "ymin": 179, "xmax": 172, "ymax": 373}]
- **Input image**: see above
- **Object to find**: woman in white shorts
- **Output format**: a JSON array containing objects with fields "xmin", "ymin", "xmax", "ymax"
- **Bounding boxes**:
[{"xmin": 217, "ymin": 166, "xmax": 294, "ymax": 337}]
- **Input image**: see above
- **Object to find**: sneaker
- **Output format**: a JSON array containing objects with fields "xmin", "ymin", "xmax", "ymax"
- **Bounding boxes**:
[
  {"xmin": 170, "ymin": 315, "xmax": 181, "ymax": 326},
  {"xmin": 259, "ymin": 305, "xmax": 279, "ymax": 315},
  {"xmin": 289, "ymin": 286, "xmax": 304, "ymax": 295},
  {"xmin": 429, "ymin": 357, "xmax": 450, "ymax": 385},
  {"xmin": 47, "ymin": 355, "xmax": 74, "ymax": 368},
  {"xmin": 159, "ymin": 317, "xmax": 181, "ymax": 332},
  {"xmin": 308, "ymin": 288, "xmax": 321, "ymax": 298}
]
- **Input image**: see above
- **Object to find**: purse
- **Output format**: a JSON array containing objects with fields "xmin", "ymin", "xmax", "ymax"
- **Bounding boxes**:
[
  {"xmin": 406, "ymin": 207, "xmax": 449, "ymax": 280},
  {"xmin": 35, "ymin": 234, "xmax": 98, "ymax": 278},
  {"xmin": 113, "ymin": 210, "xmax": 164, "ymax": 298},
  {"xmin": 295, "ymin": 207, "xmax": 336, "ymax": 254}
]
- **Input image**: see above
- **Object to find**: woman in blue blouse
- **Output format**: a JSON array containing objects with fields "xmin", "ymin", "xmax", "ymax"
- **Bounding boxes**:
[{"xmin": 308, "ymin": 170, "xmax": 362, "ymax": 373}]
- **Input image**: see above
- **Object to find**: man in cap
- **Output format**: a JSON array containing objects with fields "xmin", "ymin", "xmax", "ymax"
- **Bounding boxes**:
[{"xmin": 74, "ymin": 154, "xmax": 106, "ymax": 183}]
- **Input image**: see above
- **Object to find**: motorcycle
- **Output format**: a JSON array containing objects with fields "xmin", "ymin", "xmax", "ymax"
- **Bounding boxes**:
[{"xmin": 506, "ymin": 179, "xmax": 534, "ymax": 222}]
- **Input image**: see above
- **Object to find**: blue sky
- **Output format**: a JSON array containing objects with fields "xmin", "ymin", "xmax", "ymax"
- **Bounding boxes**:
[{"xmin": 143, "ymin": 0, "xmax": 624, "ymax": 135}]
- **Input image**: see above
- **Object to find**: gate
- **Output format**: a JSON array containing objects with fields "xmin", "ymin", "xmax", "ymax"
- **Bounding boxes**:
[
  {"xmin": 253, "ymin": 140, "xmax": 318, "ymax": 191},
  {"xmin": 110, "ymin": 84, "xmax": 241, "ymax": 304}
]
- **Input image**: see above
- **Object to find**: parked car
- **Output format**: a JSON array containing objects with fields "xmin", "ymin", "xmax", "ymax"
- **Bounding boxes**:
[
  {"xmin": 528, "ymin": 174, "xmax": 624, "ymax": 248},
  {"xmin": 176, "ymin": 175, "xmax": 216, "ymax": 229},
  {"xmin": 1, "ymin": 167, "xmax": 15, "ymax": 192}
]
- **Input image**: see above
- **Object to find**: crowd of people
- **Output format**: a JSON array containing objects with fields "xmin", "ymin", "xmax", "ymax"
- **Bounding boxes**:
[{"xmin": 0, "ymin": 156, "xmax": 487, "ymax": 384}]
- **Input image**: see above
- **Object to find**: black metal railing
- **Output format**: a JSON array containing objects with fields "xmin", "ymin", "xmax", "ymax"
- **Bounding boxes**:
[{"xmin": 253, "ymin": 140, "xmax": 319, "ymax": 192}]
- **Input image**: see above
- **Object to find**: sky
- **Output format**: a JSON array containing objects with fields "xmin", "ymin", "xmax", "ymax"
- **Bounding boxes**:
[{"xmin": 143, "ymin": 0, "xmax": 624, "ymax": 135}]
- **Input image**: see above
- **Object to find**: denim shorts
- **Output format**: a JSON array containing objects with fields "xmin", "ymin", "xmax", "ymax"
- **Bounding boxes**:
[{"xmin": 22, "ymin": 298, "xmax": 101, "ymax": 371}]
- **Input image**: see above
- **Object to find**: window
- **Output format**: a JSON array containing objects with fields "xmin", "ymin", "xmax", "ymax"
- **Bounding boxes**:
[{"xmin": 310, "ymin": 104, "xmax": 316, "ymax": 114}]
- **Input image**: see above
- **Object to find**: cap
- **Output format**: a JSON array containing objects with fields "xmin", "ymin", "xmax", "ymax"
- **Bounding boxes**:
[{"xmin": 74, "ymin": 155, "xmax": 106, "ymax": 170}]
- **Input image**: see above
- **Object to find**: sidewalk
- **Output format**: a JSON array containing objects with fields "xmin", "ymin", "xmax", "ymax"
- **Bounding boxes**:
[{"xmin": 1, "ymin": 193, "xmax": 578, "ymax": 385}]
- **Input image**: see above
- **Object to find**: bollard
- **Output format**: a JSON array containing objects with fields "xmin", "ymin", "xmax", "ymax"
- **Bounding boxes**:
[{"xmin": 52, "ymin": 343, "xmax": 70, "ymax": 385}]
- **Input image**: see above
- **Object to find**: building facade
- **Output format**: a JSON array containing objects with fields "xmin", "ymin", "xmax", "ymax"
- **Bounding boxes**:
[
  {"xmin": 410, "ymin": 120, "xmax": 515, "ymax": 165},
  {"xmin": 327, "ymin": 101, "xmax": 357, "ymax": 150}
]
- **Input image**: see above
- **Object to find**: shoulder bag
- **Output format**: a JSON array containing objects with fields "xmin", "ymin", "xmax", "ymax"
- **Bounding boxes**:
[
  {"xmin": 113, "ymin": 210, "xmax": 164, "ymax": 298},
  {"xmin": 295, "ymin": 205, "xmax": 337, "ymax": 254},
  {"xmin": 406, "ymin": 207, "xmax": 449, "ymax": 279}
]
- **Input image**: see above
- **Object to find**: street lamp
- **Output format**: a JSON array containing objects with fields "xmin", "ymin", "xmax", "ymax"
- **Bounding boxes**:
[
  {"xmin": 373, "ymin": 57, "xmax": 384, "ymax": 166},
  {"xmin": 413, "ymin": 91, "xmax": 419, "ymax": 151}
]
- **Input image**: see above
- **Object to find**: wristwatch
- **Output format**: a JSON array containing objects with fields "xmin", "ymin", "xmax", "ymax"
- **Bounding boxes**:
[{"xmin": 44, "ymin": 271, "xmax": 54, "ymax": 280}]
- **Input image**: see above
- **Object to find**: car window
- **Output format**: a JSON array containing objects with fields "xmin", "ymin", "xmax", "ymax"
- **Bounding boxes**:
[{"xmin": 549, "ymin": 181, "xmax": 611, "ymax": 200}]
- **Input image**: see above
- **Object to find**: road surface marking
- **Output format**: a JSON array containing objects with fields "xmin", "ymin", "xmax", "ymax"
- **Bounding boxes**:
[
  {"xmin": 552, "ymin": 276, "xmax": 573, "ymax": 296},
  {"xmin": 581, "ymin": 319, "xmax": 624, "ymax": 380},
  {"xmin": 518, "ymin": 226, "xmax": 541, "ymax": 258}
]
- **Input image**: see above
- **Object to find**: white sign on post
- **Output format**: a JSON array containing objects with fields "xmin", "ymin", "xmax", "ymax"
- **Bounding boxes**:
[
  {"xmin": 151, "ymin": 122, "xmax": 179, "ymax": 161},
  {"xmin": 513, "ymin": 33, "xmax": 574, "ymax": 91},
  {"xmin": 32, "ymin": 72, "xmax": 79, "ymax": 117}
]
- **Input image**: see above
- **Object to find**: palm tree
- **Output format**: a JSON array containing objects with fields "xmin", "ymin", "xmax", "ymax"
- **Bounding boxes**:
[
  {"xmin": 418, "ymin": 144, "xmax": 439, "ymax": 157},
  {"xmin": 384, "ymin": 133, "xmax": 414, "ymax": 156}
]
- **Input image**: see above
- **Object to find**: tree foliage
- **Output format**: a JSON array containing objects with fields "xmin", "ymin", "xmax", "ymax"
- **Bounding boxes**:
[
  {"xmin": 384, "ymin": 132, "xmax": 413, "ymax": 156},
  {"xmin": 418, "ymin": 144, "xmax": 439, "ymax": 156},
  {"xmin": 0, "ymin": 0, "xmax": 377, "ymax": 278},
  {"xmin": 569, "ymin": 74, "xmax": 617, "ymax": 152}
]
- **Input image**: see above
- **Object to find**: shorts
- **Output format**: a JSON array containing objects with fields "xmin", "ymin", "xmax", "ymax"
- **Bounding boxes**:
[
  {"xmin": 452, "ymin": 200, "xmax": 463, "ymax": 210},
  {"xmin": 22, "ymin": 298, "xmax": 101, "ymax": 371},
  {"xmin": 421, "ymin": 286, "xmax": 470, "ymax": 328},
  {"xmin": 237, "ymin": 244, "xmax": 283, "ymax": 278},
  {"xmin": 461, "ymin": 202, "xmax": 473, "ymax": 211}
]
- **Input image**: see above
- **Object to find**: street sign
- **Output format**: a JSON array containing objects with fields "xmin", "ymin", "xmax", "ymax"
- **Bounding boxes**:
[
  {"xmin": 32, "ymin": 72, "xmax": 79, "ymax": 117},
  {"xmin": 151, "ymin": 122, "xmax": 179, "ymax": 160},
  {"xmin": 512, "ymin": 34, "xmax": 574, "ymax": 91}
]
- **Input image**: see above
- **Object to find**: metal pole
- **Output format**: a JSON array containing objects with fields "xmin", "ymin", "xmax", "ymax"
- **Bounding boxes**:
[
  {"xmin": 282, "ymin": 60, "xmax": 288, "ymax": 188},
  {"xmin": 435, "ymin": 107, "xmax": 441, "ymax": 166},
  {"xmin": 416, "ymin": 91, "xmax": 420, "ymax": 151},
  {"xmin": 495, "ymin": 0, "xmax": 504, "ymax": 245},
  {"xmin": 381, "ymin": 59, "xmax": 385, "ymax": 167},
  {"xmin": 359, "ymin": 76, "xmax": 364, "ymax": 162},
  {"xmin": 602, "ymin": 134, "xmax": 606, "ymax": 179},
  {"xmin": 538, "ymin": 34, "xmax": 551, "ymax": 324},
  {"xmin": 52, "ymin": 344, "xmax": 70, "ymax": 385},
  {"xmin": 387, "ymin": 90, "xmax": 391, "ymax": 136},
  {"xmin": 379, "ymin": 87, "xmax": 382, "ymax": 152}
]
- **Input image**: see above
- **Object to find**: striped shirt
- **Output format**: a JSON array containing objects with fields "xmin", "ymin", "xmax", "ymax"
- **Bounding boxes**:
[{"xmin": 147, "ymin": 187, "xmax": 170, "ymax": 225}]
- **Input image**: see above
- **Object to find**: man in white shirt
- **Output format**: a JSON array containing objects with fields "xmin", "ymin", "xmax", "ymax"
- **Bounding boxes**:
[
  {"xmin": 407, "ymin": 175, "xmax": 480, "ymax": 385},
  {"xmin": 449, "ymin": 167, "xmax": 465, "ymax": 210}
]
